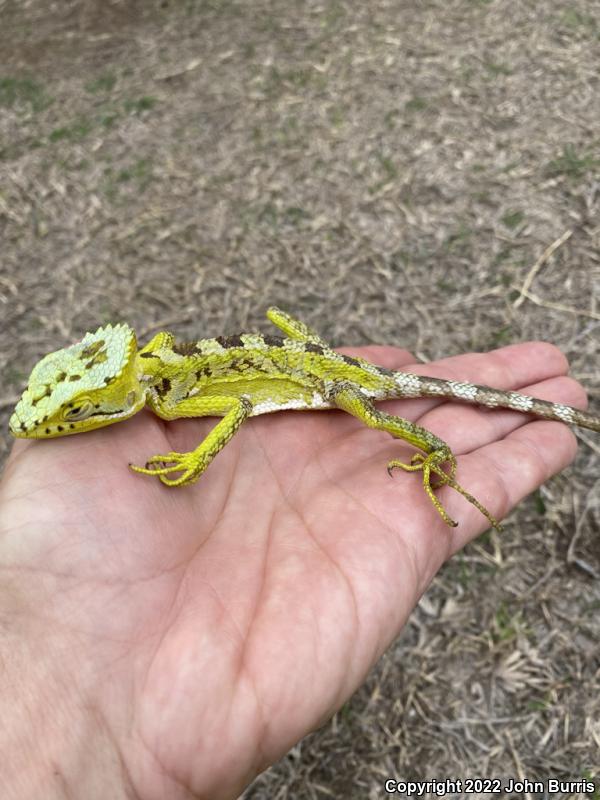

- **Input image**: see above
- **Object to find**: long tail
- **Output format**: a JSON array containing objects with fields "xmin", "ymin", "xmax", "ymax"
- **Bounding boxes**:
[{"xmin": 391, "ymin": 372, "xmax": 600, "ymax": 432}]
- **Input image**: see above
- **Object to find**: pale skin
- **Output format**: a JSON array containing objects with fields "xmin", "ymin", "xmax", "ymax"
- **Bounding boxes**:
[{"xmin": 0, "ymin": 341, "xmax": 586, "ymax": 800}]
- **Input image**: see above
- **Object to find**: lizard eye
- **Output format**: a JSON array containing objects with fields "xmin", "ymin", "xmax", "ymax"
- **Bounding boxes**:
[{"xmin": 63, "ymin": 399, "xmax": 94, "ymax": 421}]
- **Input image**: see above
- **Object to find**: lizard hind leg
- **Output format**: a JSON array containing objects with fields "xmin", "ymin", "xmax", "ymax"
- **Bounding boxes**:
[
  {"xmin": 266, "ymin": 307, "xmax": 328, "ymax": 345},
  {"xmin": 331, "ymin": 384, "xmax": 501, "ymax": 531}
]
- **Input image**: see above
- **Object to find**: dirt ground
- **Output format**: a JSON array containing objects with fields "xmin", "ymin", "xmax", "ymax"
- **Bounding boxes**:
[{"xmin": 1, "ymin": 0, "xmax": 599, "ymax": 797}]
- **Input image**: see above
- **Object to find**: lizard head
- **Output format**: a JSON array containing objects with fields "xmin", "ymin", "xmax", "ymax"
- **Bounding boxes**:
[{"xmin": 9, "ymin": 323, "xmax": 146, "ymax": 439}]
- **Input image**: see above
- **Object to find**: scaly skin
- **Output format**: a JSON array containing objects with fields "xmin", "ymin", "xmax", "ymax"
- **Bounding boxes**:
[{"xmin": 9, "ymin": 307, "xmax": 600, "ymax": 530}]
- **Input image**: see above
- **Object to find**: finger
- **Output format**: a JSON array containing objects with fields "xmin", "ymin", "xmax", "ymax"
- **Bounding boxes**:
[
  {"xmin": 421, "ymin": 340, "xmax": 570, "ymax": 386},
  {"xmin": 348, "ymin": 341, "xmax": 570, "ymax": 385},
  {"xmin": 443, "ymin": 416, "xmax": 579, "ymax": 551},
  {"xmin": 341, "ymin": 344, "xmax": 416, "ymax": 367}
]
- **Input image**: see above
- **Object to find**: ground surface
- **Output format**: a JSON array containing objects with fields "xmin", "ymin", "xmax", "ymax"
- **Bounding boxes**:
[{"xmin": 1, "ymin": 0, "xmax": 599, "ymax": 797}]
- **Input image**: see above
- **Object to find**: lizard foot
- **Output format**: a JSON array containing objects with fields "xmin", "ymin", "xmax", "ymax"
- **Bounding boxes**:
[
  {"xmin": 129, "ymin": 452, "xmax": 204, "ymax": 487},
  {"xmin": 387, "ymin": 450, "xmax": 502, "ymax": 531}
]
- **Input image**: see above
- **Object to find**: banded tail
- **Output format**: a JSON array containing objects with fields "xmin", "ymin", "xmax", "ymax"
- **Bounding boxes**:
[{"xmin": 392, "ymin": 372, "xmax": 600, "ymax": 433}]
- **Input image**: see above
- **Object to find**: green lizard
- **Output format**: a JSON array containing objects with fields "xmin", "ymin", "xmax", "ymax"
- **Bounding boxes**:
[{"xmin": 9, "ymin": 307, "xmax": 600, "ymax": 531}]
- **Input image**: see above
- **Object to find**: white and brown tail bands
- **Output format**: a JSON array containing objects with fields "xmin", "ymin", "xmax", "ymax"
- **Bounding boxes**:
[{"xmin": 393, "ymin": 373, "xmax": 600, "ymax": 432}]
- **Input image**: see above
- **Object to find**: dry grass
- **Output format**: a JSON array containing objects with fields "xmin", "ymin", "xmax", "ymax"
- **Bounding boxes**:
[{"xmin": 1, "ymin": 0, "xmax": 599, "ymax": 796}]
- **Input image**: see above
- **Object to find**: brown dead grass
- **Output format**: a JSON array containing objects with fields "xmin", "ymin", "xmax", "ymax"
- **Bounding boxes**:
[{"xmin": 1, "ymin": 1, "xmax": 599, "ymax": 797}]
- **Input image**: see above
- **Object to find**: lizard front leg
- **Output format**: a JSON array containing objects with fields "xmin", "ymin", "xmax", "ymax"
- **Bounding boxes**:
[
  {"xmin": 330, "ymin": 383, "xmax": 501, "ymax": 531},
  {"xmin": 130, "ymin": 395, "xmax": 252, "ymax": 487}
]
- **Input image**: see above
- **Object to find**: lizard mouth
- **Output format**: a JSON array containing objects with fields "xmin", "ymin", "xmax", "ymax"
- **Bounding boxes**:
[
  {"xmin": 9, "ymin": 405, "xmax": 81, "ymax": 438},
  {"xmin": 9, "ymin": 413, "xmax": 54, "ymax": 438}
]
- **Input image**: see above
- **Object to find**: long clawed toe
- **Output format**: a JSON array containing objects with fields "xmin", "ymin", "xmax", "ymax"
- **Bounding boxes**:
[
  {"xmin": 387, "ymin": 450, "xmax": 501, "ymax": 532},
  {"xmin": 129, "ymin": 452, "xmax": 199, "ymax": 487}
]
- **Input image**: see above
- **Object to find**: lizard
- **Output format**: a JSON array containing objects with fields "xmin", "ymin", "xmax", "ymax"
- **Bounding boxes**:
[{"xmin": 8, "ymin": 307, "xmax": 600, "ymax": 531}]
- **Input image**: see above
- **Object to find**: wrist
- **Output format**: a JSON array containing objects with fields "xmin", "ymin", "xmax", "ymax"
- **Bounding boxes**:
[{"xmin": 0, "ymin": 610, "xmax": 130, "ymax": 800}]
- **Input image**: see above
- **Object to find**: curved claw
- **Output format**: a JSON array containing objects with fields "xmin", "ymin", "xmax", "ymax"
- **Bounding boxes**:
[{"xmin": 387, "ymin": 452, "xmax": 426, "ymax": 475}]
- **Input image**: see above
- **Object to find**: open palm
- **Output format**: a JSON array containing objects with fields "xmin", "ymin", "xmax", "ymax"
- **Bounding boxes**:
[{"xmin": 0, "ymin": 342, "xmax": 584, "ymax": 799}]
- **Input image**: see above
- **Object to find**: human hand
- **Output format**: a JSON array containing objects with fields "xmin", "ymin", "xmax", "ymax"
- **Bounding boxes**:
[{"xmin": 0, "ymin": 341, "xmax": 584, "ymax": 799}]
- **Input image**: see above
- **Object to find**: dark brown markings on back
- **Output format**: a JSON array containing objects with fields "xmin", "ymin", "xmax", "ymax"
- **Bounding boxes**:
[
  {"xmin": 173, "ymin": 341, "xmax": 202, "ymax": 356},
  {"xmin": 305, "ymin": 343, "xmax": 325, "ymax": 355},
  {"xmin": 57, "ymin": 371, "xmax": 67, "ymax": 382},
  {"xmin": 157, "ymin": 377, "xmax": 171, "ymax": 397},
  {"xmin": 376, "ymin": 365, "xmax": 395, "ymax": 376},
  {"xmin": 81, "ymin": 340, "xmax": 105, "ymax": 358},
  {"xmin": 342, "ymin": 355, "xmax": 361, "ymax": 367},
  {"xmin": 216, "ymin": 334, "xmax": 244, "ymax": 348},
  {"xmin": 227, "ymin": 353, "xmax": 272, "ymax": 375},
  {"xmin": 195, "ymin": 366, "xmax": 212, "ymax": 380},
  {"xmin": 229, "ymin": 356, "xmax": 257, "ymax": 372},
  {"xmin": 262, "ymin": 334, "xmax": 284, "ymax": 347},
  {"xmin": 103, "ymin": 375, "xmax": 113, "ymax": 385},
  {"xmin": 69, "ymin": 374, "xmax": 81, "ymax": 381},
  {"xmin": 140, "ymin": 351, "xmax": 159, "ymax": 359}
]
